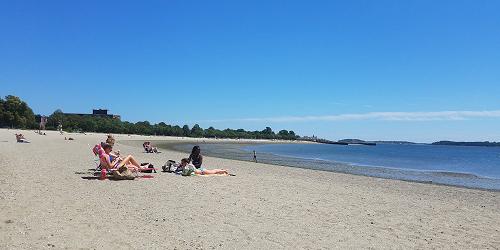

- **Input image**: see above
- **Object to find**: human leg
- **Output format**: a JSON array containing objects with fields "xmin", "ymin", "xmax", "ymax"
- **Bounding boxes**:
[
  {"xmin": 195, "ymin": 169, "xmax": 228, "ymax": 175},
  {"xmin": 119, "ymin": 155, "xmax": 141, "ymax": 168}
]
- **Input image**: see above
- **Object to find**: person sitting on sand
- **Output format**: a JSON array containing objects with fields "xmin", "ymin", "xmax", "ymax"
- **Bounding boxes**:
[
  {"xmin": 104, "ymin": 136, "xmax": 121, "ymax": 157},
  {"xmin": 188, "ymin": 145, "xmax": 203, "ymax": 169},
  {"xmin": 99, "ymin": 143, "xmax": 143, "ymax": 172},
  {"xmin": 179, "ymin": 158, "xmax": 228, "ymax": 176},
  {"xmin": 106, "ymin": 135, "xmax": 115, "ymax": 146},
  {"xmin": 143, "ymin": 142, "xmax": 158, "ymax": 153},
  {"xmin": 15, "ymin": 133, "xmax": 30, "ymax": 143}
]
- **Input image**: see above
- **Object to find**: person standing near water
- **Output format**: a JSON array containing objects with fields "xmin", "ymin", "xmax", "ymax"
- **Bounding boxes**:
[{"xmin": 253, "ymin": 150, "xmax": 257, "ymax": 163}]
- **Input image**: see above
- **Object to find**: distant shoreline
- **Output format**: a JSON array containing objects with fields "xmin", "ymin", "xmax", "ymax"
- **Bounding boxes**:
[
  {"xmin": 128, "ymin": 139, "xmax": 500, "ymax": 192},
  {"xmin": 431, "ymin": 141, "xmax": 500, "ymax": 147}
]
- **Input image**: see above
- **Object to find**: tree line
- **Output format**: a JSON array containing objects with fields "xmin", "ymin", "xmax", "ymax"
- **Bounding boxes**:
[
  {"xmin": 0, "ymin": 95, "xmax": 299, "ymax": 140},
  {"xmin": 0, "ymin": 95, "xmax": 36, "ymax": 129}
]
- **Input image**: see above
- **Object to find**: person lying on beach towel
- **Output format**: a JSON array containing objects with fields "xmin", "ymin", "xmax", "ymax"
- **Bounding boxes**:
[
  {"xmin": 99, "ymin": 143, "xmax": 145, "ymax": 172},
  {"xmin": 178, "ymin": 158, "xmax": 229, "ymax": 176},
  {"xmin": 15, "ymin": 134, "xmax": 30, "ymax": 143}
]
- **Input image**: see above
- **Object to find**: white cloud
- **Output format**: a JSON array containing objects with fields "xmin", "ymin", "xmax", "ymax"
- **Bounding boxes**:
[{"xmin": 204, "ymin": 110, "xmax": 500, "ymax": 123}]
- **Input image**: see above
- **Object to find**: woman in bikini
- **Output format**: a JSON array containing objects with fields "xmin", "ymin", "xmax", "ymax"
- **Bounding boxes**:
[{"xmin": 99, "ymin": 143, "xmax": 143, "ymax": 172}]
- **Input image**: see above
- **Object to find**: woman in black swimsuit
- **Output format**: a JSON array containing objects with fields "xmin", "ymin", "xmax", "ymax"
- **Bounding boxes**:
[{"xmin": 188, "ymin": 145, "xmax": 203, "ymax": 169}]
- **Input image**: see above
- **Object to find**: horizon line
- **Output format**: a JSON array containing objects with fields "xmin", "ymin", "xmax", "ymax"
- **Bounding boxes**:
[{"xmin": 200, "ymin": 110, "xmax": 500, "ymax": 123}]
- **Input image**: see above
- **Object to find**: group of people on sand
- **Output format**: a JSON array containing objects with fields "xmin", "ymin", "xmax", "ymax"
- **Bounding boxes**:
[
  {"xmin": 173, "ymin": 145, "xmax": 229, "ymax": 176},
  {"xmin": 95, "ymin": 135, "xmax": 229, "ymax": 177},
  {"xmin": 95, "ymin": 135, "xmax": 147, "ymax": 173},
  {"xmin": 15, "ymin": 133, "xmax": 30, "ymax": 143},
  {"xmin": 143, "ymin": 141, "xmax": 159, "ymax": 153}
]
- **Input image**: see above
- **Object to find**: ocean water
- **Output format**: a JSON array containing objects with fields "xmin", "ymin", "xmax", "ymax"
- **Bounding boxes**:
[{"xmin": 166, "ymin": 143, "xmax": 500, "ymax": 191}]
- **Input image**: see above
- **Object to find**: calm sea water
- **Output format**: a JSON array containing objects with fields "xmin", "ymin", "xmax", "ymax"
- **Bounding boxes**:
[{"xmin": 166, "ymin": 143, "xmax": 500, "ymax": 190}]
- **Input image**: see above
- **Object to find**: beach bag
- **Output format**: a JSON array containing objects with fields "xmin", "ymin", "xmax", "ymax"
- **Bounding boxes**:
[
  {"xmin": 112, "ymin": 166, "xmax": 135, "ymax": 180},
  {"xmin": 140, "ymin": 163, "xmax": 156, "ymax": 173},
  {"xmin": 162, "ymin": 160, "xmax": 178, "ymax": 173}
]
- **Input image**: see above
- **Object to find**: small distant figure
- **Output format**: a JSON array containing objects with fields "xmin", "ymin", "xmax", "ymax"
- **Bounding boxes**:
[
  {"xmin": 58, "ymin": 123, "xmax": 63, "ymax": 135},
  {"xmin": 253, "ymin": 150, "xmax": 257, "ymax": 163},
  {"xmin": 143, "ymin": 141, "xmax": 158, "ymax": 153},
  {"xmin": 39, "ymin": 116, "xmax": 47, "ymax": 133},
  {"xmin": 15, "ymin": 134, "xmax": 30, "ymax": 143}
]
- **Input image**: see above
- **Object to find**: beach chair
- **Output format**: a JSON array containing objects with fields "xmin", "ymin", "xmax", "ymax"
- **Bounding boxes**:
[
  {"xmin": 91, "ymin": 144, "xmax": 104, "ymax": 171},
  {"xmin": 91, "ymin": 144, "xmax": 157, "ymax": 173}
]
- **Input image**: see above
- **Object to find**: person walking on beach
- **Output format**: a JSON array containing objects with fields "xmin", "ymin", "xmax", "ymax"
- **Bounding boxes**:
[
  {"xmin": 58, "ymin": 123, "xmax": 63, "ymax": 134},
  {"xmin": 253, "ymin": 150, "xmax": 257, "ymax": 163}
]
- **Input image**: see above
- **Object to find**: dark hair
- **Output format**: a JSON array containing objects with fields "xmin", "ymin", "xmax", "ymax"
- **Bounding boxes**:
[
  {"xmin": 102, "ymin": 143, "xmax": 113, "ymax": 150},
  {"xmin": 181, "ymin": 158, "xmax": 189, "ymax": 164},
  {"xmin": 191, "ymin": 145, "xmax": 200, "ymax": 155}
]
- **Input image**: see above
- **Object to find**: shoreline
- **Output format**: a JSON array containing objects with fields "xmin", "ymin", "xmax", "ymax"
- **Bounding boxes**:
[
  {"xmin": 124, "ymin": 139, "xmax": 500, "ymax": 192},
  {"xmin": 1, "ymin": 129, "xmax": 499, "ymax": 249}
]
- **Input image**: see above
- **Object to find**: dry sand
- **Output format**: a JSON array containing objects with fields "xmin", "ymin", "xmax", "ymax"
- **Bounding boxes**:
[{"xmin": 0, "ymin": 129, "xmax": 499, "ymax": 249}]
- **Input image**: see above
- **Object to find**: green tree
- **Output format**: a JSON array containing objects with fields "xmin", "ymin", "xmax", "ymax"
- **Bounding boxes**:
[
  {"xmin": 134, "ymin": 121, "xmax": 153, "ymax": 135},
  {"xmin": 261, "ymin": 127, "xmax": 275, "ymax": 139},
  {"xmin": 278, "ymin": 129, "xmax": 289, "ymax": 139},
  {"xmin": 47, "ymin": 109, "xmax": 64, "ymax": 129},
  {"xmin": 0, "ymin": 95, "xmax": 36, "ymax": 128},
  {"xmin": 171, "ymin": 125, "xmax": 184, "ymax": 136},
  {"xmin": 182, "ymin": 125, "xmax": 191, "ymax": 137},
  {"xmin": 205, "ymin": 126, "xmax": 217, "ymax": 138},
  {"xmin": 190, "ymin": 124, "xmax": 204, "ymax": 137}
]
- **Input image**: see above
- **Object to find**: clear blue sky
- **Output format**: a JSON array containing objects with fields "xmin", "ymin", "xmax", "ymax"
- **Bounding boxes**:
[{"xmin": 1, "ymin": 0, "xmax": 499, "ymax": 142}]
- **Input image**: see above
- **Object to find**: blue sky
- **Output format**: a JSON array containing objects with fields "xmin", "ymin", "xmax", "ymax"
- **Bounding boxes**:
[{"xmin": 1, "ymin": 0, "xmax": 499, "ymax": 142}]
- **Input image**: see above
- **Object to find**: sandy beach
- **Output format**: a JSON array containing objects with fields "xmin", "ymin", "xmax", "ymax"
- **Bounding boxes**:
[{"xmin": 0, "ymin": 129, "xmax": 499, "ymax": 249}]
